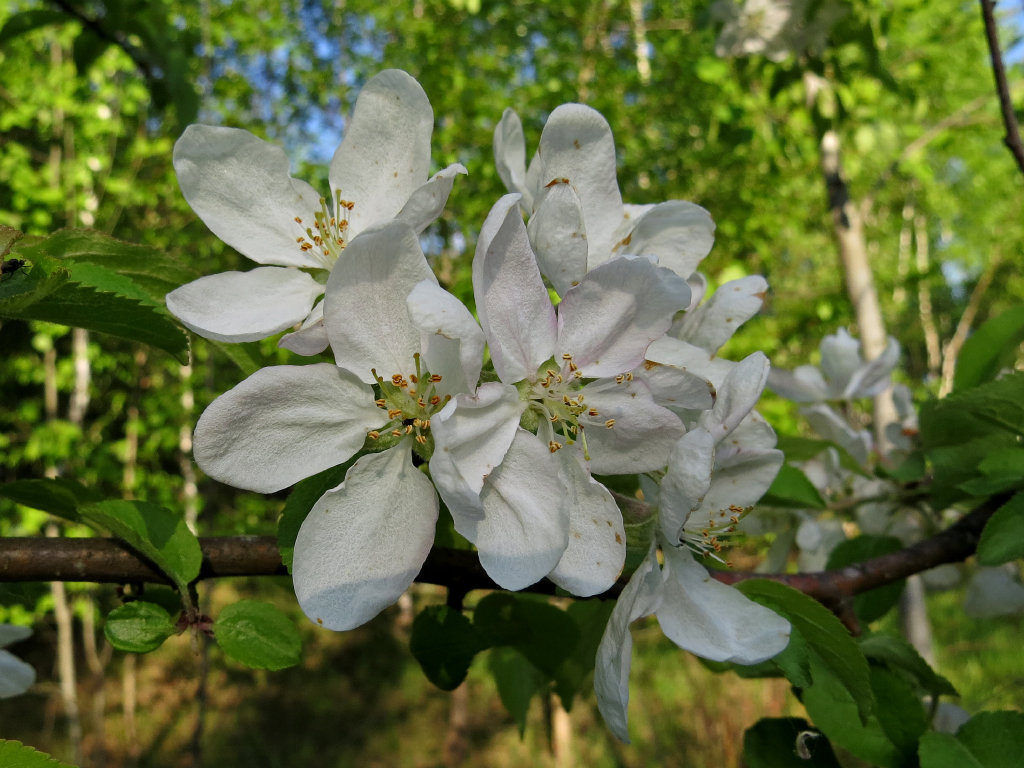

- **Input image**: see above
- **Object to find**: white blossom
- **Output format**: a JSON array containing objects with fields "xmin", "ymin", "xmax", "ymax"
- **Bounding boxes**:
[{"xmin": 0, "ymin": 624, "xmax": 35, "ymax": 699}]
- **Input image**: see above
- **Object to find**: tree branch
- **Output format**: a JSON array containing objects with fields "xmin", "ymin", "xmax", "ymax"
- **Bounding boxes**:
[
  {"xmin": 979, "ymin": 0, "xmax": 1024, "ymax": 175},
  {"xmin": 0, "ymin": 496, "xmax": 1003, "ymax": 620}
]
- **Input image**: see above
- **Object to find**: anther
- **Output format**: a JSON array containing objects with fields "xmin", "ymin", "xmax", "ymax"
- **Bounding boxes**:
[
  {"xmin": 605, "ymin": 419, "xmax": 615, "ymax": 428},
  {"xmin": 548, "ymin": 441, "xmax": 563, "ymax": 453},
  {"xmin": 391, "ymin": 430, "xmax": 402, "ymax": 437},
  {"xmin": 368, "ymin": 431, "xmax": 380, "ymax": 440},
  {"xmin": 429, "ymin": 374, "xmax": 443, "ymax": 383},
  {"xmin": 388, "ymin": 409, "xmax": 403, "ymax": 419},
  {"xmin": 429, "ymin": 395, "xmax": 441, "ymax": 405},
  {"xmin": 375, "ymin": 399, "xmax": 387, "ymax": 408}
]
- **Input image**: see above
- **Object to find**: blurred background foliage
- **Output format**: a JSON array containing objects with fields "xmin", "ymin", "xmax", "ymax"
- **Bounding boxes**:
[{"xmin": 0, "ymin": 0, "xmax": 1022, "ymax": 765}]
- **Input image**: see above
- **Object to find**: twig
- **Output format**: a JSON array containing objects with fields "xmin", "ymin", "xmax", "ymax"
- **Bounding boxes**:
[{"xmin": 979, "ymin": 0, "xmax": 1024, "ymax": 175}]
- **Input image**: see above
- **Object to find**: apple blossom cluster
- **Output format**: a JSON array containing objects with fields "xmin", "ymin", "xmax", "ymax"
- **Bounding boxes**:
[{"xmin": 167, "ymin": 69, "xmax": 791, "ymax": 741}]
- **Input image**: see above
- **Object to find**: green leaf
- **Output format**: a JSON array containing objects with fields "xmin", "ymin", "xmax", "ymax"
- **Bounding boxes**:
[
  {"xmin": 919, "ymin": 732, "xmax": 985, "ymax": 768},
  {"xmin": 0, "ymin": 254, "xmax": 71, "ymax": 313},
  {"xmin": 775, "ymin": 436, "xmax": 867, "ymax": 475},
  {"xmin": 977, "ymin": 493, "xmax": 1024, "ymax": 566},
  {"xmin": 552, "ymin": 599, "xmax": 615, "ymax": 711},
  {"xmin": 0, "ymin": 478, "xmax": 102, "ymax": 522},
  {"xmin": 858, "ymin": 633, "xmax": 957, "ymax": 698},
  {"xmin": 277, "ymin": 461, "xmax": 354, "ymax": 572},
  {"xmin": 0, "ymin": 739, "xmax": 78, "ymax": 768},
  {"xmin": 473, "ymin": 593, "xmax": 579, "ymax": 678},
  {"xmin": 72, "ymin": 28, "xmax": 110, "ymax": 75},
  {"xmin": 737, "ymin": 580, "xmax": 873, "ymax": 723},
  {"xmin": 410, "ymin": 605, "xmax": 485, "ymax": 690},
  {"xmin": 213, "ymin": 600, "xmax": 302, "ymax": 671},
  {"xmin": 104, "ymin": 601, "xmax": 177, "ymax": 653},
  {"xmin": 953, "ymin": 305, "xmax": 1024, "ymax": 392},
  {"xmin": 800, "ymin": 655, "xmax": 901, "ymax": 768},
  {"xmin": 0, "ymin": 10, "xmax": 67, "ymax": 43},
  {"xmin": 955, "ymin": 710, "xmax": 1024, "ymax": 768},
  {"xmin": 742, "ymin": 718, "xmax": 842, "ymax": 767},
  {"xmin": 488, "ymin": 646, "xmax": 545, "ymax": 735},
  {"xmin": 80, "ymin": 500, "xmax": 202, "ymax": 591},
  {"xmin": 762, "ymin": 464, "xmax": 827, "ymax": 509},
  {"xmin": 869, "ymin": 664, "xmax": 928, "ymax": 751},
  {"xmin": 14, "ymin": 229, "xmax": 197, "ymax": 303},
  {"xmin": 826, "ymin": 536, "xmax": 905, "ymax": 623}
]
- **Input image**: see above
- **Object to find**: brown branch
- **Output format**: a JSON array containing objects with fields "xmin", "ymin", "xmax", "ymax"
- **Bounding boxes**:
[
  {"xmin": 0, "ymin": 497, "xmax": 1004, "ymax": 622},
  {"xmin": 979, "ymin": 0, "xmax": 1024, "ymax": 175}
]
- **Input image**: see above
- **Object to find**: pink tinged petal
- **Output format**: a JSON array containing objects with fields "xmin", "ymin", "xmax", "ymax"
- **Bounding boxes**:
[
  {"xmin": 324, "ymin": 221, "xmax": 437, "ymax": 384},
  {"xmin": 557, "ymin": 256, "xmax": 691, "ymax": 378},
  {"xmin": 0, "ymin": 649, "xmax": 35, "ymax": 698},
  {"xmin": 527, "ymin": 181, "xmax": 589, "ymax": 295},
  {"xmin": 174, "ymin": 125, "xmax": 323, "ymax": 268},
  {"xmin": 292, "ymin": 444, "xmax": 439, "ymax": 631},
  {"xmin": 595, "ymin": 543, "xmax": 664, "ymax": 743},
  {"xmin": 699, "ymin": 352, "xmax": 770, "ymax": 443},
  {"xmin": 193, "ymin": 364, "xmax": 380, "ymax": 493},
  {"xmin": 659, "ymin": 428, "xmax": 716, "ymax": 543},
  {"xmin": 473, "ymin": 195, "xmax": 557, "ymax": 383},
  {"xmin": 537, "ymin": 104, "xmax": 624, "ymax": 261},
  {"xmin": 767, "ymin": 364, "xmax": 830, "ymax": 403},
  {"xmin": 578, "ymin": 378, "xmax": 685, "ymax": 474},
  {"xmin": 278, "ymin": 297, "xmax": 329, "ymax": 356},
  {"xmin": 494, "ymin": 108, "xmax": 534, "ymax": 210},
  {"xmin": 657, "ymin": 545, "xmax": 791, "ymax": 664},
  {"xmin": 673, "ymin": 275, "xmax": 768, "ymax": 353},
  {"xmin": 632, "ymin": 360, "xmax": 716, "ymax": 412},
  {"xmin": 646, "ymin": 336, "xmax": 738, "ymax": 390},
  {"xmin": 396, "ymin": 163, "xmax": 468, "ymax": 235},
  {"xmin": 844, "ymin": 337, "xmax": 900, "ymax": 399},
  {"xmin": 406, "ymin": 280, "xmax": 484, "ymax": 394},
  {"xmin": 547, "ymin": 452, "xmax": 626, "ymax": 596},
  {"xmin": 462, "ymin": 429, "xmax": 570, "ymax": 591},
  {"xmin": 329, "ymin": 69, "xmax": 433, "ymax": 237},
  {"xmin": 166, "ymin": 267, "xmax": 324, "ymax": 343},
  {"xmin": 429, "ymin": 383, "xmax": 524, "ymax": 523},
  {"xmin": 614, "ymin": 200, "xmax": 715, "ymax": 281}
]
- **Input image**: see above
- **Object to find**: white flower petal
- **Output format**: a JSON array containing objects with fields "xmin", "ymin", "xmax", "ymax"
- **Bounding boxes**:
[
  {"xmin": 595, "ymin": 543, "xmax": 665, "ymax": 743},
  {"xmin": 406, "ymin": 280, "xmax": 484, "ymax": 394},
  {"xmin": 659, "ymin": 428, "xmax": 716, "ymax": 543},
  {"xmin": 278, "ymin": 298, "xmax": 329, "ymax": 355},
  {"xmin": 767, "ymin": 364, "xmax": 830, "ymax": 403},
  {"xmin": 494, "ymin": 108, "xmax": 533, "ymax": 210},
  {"xmin": 527, "ymin": 181, "xmax": 589, "ymax": 295},
  {"xmin": 558, "ymin": 256, "xmax": 691, "ymax": 378},
  {"xmin": 819, "ymin": 328, "xmax": 864, "ymax": 393},
  {"xmin": 632, "ymin": 359, "xmax": 717, "ymax": 412},
  {"xmin": 166, "ymin": 268, "xmax": 324, "ymax": 343},
  {"xmin": 657, "ymin": 545, "xmax": 791, "ymax": 664},
  {"xmin": 614, "ymin": 200, "xmax": 715, "ymax": 280},
  {"xmin": 698, "ymin": 352, "xmax": 770, "ymax": 443},
  {"xmin": 695, "ymin": 445, "xmax": 783, "ymax": 523},
  {"xmin": 673, "ymin": 275, "xmax": 768, "ymax": 353},
  {"xmin": 473, "ymin": 195, "xmax": 557, "ymax": 383},
  {"xmin": 293, "ymin": 444, "xmax": 438, "ymax": 631},
  {"xmin": 537, "ymin": 104, "xmax": 624, "ymax": 262},
  {"xmin": 646, "ymin": 336, "xmax": 739, "ymax": 389},
  {"xmin": 173, "ymin": 125, "xmax": 323, "ymax": 268},
  {"xmin": 577, "ymin": 378, "xmax": 685, "ymax": 474},
  {"xmin": 462, "ymin": 429, "xmax": 570, "ymax": 590},
  {"xmin": 0, "ymin": 625, "xmax": 32, "ymax": 647},
  {"xmin": 429, "ymin": 382, "xmax": 523, "ymax": 521},
  {"xmin": 193, "ymin": 364, "xmax": 380, "ymax": 493},
  {"xmin": 547, "ymin": 452, "xmax": 626, "ymax": 596},
  {"xmin": 801, "ymin": 403, "xmax": 872, "ymax": 466},
  {"xmin": 325, "ymin": 221, "xmax": 437, "ymax": 383},
  {"xmin": 396, "ymin": 163, "xmax": 468, "ymax": 234},
  {"xmin": 844, "ymin": 337, "xmax": 900, "ymax": 399},
  {"xmin": 0, "ymin": 649, "xmax": 35, "ymax": 698},
  {"xmin": 329, "ymin": 70, "xmax": 433, "ymax": 238}
]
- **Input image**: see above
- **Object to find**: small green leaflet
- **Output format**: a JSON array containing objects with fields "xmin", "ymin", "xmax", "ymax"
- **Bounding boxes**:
[
  {"xmin": 104, "ymin": 601, "xmax": 177, "ymax": 653},
  {"xmin": 977, "ymin": 492, "xmax": 1024, "ymax": 566},
  {"xmin": 0, "ymin": 739, "xmax": 77, "ymax": 768},
  {"xmin": 409, "ymin": 605, "xmax": 485, "ymax": 690},
  {"xmin": 742, "ymin": 718, "xmax": 842, "ymax": 767},
  {"xmin": 762, "ymin": 464, "xmax": 827, "ymax": 509},
  {"xmin": 953, "ymin": 305, "xmax": 1024, "ymax": 393},
  {"xmin": 919, "ymin": 711, "xmax": 1024, "ymax": 768},
  {"xmin": 213, "ymin": 601, "xmax": 302, "ymax": 671},
  {"xmin": 0, "ymin": 478, "xmax": 102, "ymax": 522}
]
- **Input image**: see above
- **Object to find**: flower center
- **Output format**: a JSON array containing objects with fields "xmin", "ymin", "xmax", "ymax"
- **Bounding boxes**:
[
  {"xmin": 678, "ymin": 504, "xmax": 750, "ymax": 567},
  {"xmin": 366, "ymin": 353, "xmax": 450, "ymax": 459},
  {"xmin": 293, "ymin": 190, "xmax": 355, "ymax": 270},
  {"xmin": 524, "ymin": 353, "xmax": 624, "ymax": 459}
]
